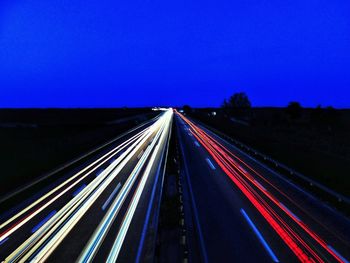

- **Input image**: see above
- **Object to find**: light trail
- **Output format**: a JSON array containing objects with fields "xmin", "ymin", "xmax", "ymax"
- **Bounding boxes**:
[
  {"xmin": 201, "ymin": 124, "xmax": 350, "ymax": 248},
  {"xmin": 78, "ymin": 125, "xmax": 163, "ymax": 262},
  {"xmin": 8, "ymin": 119, "xmax": 158, "ymax": 262},
  {"xmin": 106, "ymin": 110, "xmax": 172, "ymax": 262},
  {"xmin": 2, "ymin": 110, "xmax": 173, "ymax": 263},
  {"xmin": 0, "ymin": 126, "xmax": 150, "ymax": 243},
  {"xmin": 176, "ymin": 111, "xmax": 348, "ymax": 263}
]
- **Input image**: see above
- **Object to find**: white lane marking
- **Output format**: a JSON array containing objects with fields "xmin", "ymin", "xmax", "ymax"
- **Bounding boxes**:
[
  {"xmin": 0, "ymin": 127, "xmax": 147, "ymax": 242},
  {"xmin": 4, "ymin": 112, "xmax": 167, "ymax": 262},
  {"xmin": 194, "ymin": 141, "xmax": 200, "ymax": 147},
  {"xmin": 77, "ymin": 111, "xmax": 173, "ymax": 263},
  {"xmin": 206, "ymin": 158, "xmax": 216, "ymax": 170},
  {"xmin": 202, "ymin": 127, "xmax": 328, "ymax": 208},
  {"xmin": 240, "ymin": 209, "xmax": 279, "ymax": 262},
  {"xmin": 102, "ymin": 183, "xmax": 122, "ymax": 211},
  {"xmin": 106, "ymin": 111, "xmax": 173, "ymax": 262},
  {"xmin": 0, "ymin": 237, "xmax": 9, "ymax": 246}
]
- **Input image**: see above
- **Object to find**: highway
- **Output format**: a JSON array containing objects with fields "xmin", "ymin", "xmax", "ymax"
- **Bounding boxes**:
[
  {"xmin": 175, "ymin": 111, "xmax": 350, "ymax": 263},
  {"xmin": 0, "ymin": 109, "xmax": 173, "ymax": 262},
  {"xmin": 1, "ymin": 108, "xmax": 349, "ymax": 263}
]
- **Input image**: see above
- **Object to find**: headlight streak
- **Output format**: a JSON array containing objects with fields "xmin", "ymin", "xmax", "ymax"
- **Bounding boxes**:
[
  {"xmin": 135, "ymin": 112, "xmax": 173, "ymax": 263},
  {"xmin": 77, "ymin": 116, "xmax": 167, "ymax": 263},
  {"xmin": 106, "ymin": 110, "xmax": 173, "ymax": 263},
  {"xmin": 23, "ymin": 126, "xmax": 157, "ymax": 262},
  {"xmin": 3, "ymin": 112, "xmax": 171, "ymax": 262},
  {"xmin": 176, "ymin": 111, "xmax": 348, "ymax": 263},
  {"xmin": 0, "ymin": 126, "xmax": 149, "ymax": 244}
]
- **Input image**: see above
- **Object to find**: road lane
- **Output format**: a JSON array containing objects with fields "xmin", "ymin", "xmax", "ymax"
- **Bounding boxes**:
[
  {"xmin": 0, "ymin": 125, "xmax": 150, "ymax": 258},
  {"xmin": 200, "ymin": 120, "xmax": 350, "ymax": 258},
  {"xmin": 2, "ymin": 109, "xmax": 348, "ymax": 262},
  {"xmin": 0, "ymin": 109, "xmax": 173, "ymax": 262},
  {"xmin": 177, "ymin": 115, "xmax": 281, "ymax": 262},
  {"xmin": 176, "ymin": 111, "xmax": 350, "ymax": 263}
]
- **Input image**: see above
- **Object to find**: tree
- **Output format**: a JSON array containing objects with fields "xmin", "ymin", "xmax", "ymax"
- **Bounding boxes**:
[
  {"xmin": 324, "ymin": 106, "xmax": 339, "ymax": 126},
  {"xmin": 183, "ymin": 105, "xmax": 192, "ymax": 114},
  {"xmin": 221, "ymin": 99, "xmax": 230, "ymax": 109},
  {"xmin": 222, "ymin": 92, "xmax": 251, "ymax": 109},
  {"xmin": 286, "ymin": 101, "xmax": 302, "ymax": 119},
  {"xmin": 311, "ymin": 104, "xmax": 323, "ymax": 124}
]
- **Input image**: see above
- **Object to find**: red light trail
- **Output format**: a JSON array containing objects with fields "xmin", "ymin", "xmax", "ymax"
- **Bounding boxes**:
[{"xmin": 176, "ymin": 110, "xmax": 346, "ymax": 263}]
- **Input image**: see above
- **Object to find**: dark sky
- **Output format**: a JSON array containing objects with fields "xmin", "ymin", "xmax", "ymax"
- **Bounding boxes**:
[{"xmin": 1, "ymin": 0, "xmax": 350, "ymax": 107}]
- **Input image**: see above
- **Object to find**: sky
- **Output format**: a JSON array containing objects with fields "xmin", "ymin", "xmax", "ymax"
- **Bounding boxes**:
[{"xmin": 0, "ymin": 0, "xmax": 350, "ymax": 108}]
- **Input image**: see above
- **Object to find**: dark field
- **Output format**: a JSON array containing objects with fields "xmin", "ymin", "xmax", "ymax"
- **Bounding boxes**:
[
  {"xmin": 188, "ymin": 107, "xmax": 350, "ymax": 197},
  {"xmin": 0, "ymin": 108, "xmax": 157, "ymax": 198}
]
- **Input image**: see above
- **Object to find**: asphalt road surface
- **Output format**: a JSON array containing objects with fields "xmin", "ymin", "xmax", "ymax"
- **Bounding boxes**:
[
  {"xmin": 175, "ymin": 111, "xmax": 350, "ymax": 263},
  {"xmin": 1, "ymin": 109, "xmax": 349, "ymax": 263},
  {"xmin": 0, "ymin": 110, "xmax": 172, "ymax": 263}
]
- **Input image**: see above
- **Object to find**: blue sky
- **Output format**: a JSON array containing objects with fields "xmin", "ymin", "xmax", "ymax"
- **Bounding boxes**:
[{"xmin": 1, "ymin": 0, "xmax": 350, "ymax": 107}]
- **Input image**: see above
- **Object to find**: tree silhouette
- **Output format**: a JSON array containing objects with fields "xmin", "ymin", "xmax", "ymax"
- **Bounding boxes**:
[
  {"xmin": 286, "ymin": 101, "xmax": 302, "ymax": 119},
  {"xmin": 222, "ymin": 92, "xmax": 251, "ymax": 109},
  {"xmin": 183, "ymin": 105, "xmax": 192, "ymax": 114}
]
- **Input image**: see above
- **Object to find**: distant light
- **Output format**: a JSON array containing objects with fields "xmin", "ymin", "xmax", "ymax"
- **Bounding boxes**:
[{"xmin": 152, "ymin": 107, "xmax": 170, "ymax": 111}]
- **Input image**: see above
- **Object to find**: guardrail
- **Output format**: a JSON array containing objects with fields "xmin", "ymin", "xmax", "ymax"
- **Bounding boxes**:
[
  {"xmin": 0, "ymin": 114, "xmax": 161, "ymax": 210},
  {"xmin": 191, "ymin": 117, "xmax": 350, "ymax": 215}
]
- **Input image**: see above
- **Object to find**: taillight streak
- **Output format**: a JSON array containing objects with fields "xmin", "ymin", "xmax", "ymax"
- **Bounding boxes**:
[{"xmin": 177, "ymin": 112, "xmax": 346, "ymax": 263}]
